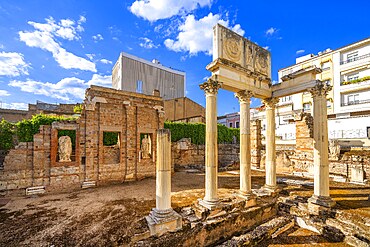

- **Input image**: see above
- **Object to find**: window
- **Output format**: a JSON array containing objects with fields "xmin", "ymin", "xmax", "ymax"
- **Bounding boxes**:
[
  {"xmin": 229, "ymin": 123, "xmax": 233, "ymax": 128},
  {"xmin": 347, "ymin": 94, "xmax": 359, "ymax": 105},
  {"xmin": 303, "ymin": 103, "xmax": 311, "ymax": 112},
  {"xmin": 136, "ymin": 80, "xmax": 143, "ymax": 93},
  {"xmin": 236, "ymin": 121, "xmax": 240, "ymax": 128},
  {"xmin": 327, "ymin": 100, "xmax": 331, "ymax": 108},
  {"xmin": 321, "ymin": 61, "xmax": 330, "ymax": 71},
  {"xmin": 347, "ymin": 52, "xmax": 358, "ymax": 62},
  {"xmin": 347, "ymin": 73, "xmax": 359, "ymax": 82},
  {"xmin": 281, "ymin": 96, "xmax": 292, "ymax": 103}
]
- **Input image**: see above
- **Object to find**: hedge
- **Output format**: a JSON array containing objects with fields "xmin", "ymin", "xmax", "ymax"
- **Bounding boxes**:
[
  {"xmin": 0, "ymin": 120, "xmax": 15, "ymax": 150},
  {"xmin": 16, "ymin": 114, "xmax": 76, "ymax": 142},
  {"xmin": 164, "ymin": 122, "xmax": 239, "ymax": 145}
]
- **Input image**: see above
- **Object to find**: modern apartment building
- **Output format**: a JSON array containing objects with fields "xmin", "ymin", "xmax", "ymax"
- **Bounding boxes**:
[
  {"xmin": 277, "ymin": 37, "xmax": 370, "ymax": 143},
  {"xmin": 112, "ymin": 52, "xmax": 186, "ymax": 100}
]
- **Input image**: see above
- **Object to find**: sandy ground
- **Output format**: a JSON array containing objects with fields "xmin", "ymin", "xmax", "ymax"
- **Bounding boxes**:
[{"xmin": 0, "ymin": 170, "xmax": 369, "ymax": 246}]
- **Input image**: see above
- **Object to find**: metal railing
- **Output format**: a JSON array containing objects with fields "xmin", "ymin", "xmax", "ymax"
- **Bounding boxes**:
[
  {"xmin": 341, "ymin": 99, "xmax": 370, "ymax": 106},
  {"xmin": 340, "ymin": 53, "xmax": 370, "ymax": 65}
]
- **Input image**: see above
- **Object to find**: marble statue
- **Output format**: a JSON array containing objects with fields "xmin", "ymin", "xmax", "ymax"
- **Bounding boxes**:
[{"xmin": 58, "ymin": 136, "xmax": 72, "ymax": 162}]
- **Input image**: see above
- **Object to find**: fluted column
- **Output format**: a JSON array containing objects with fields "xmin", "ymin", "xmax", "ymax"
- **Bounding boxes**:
[
  {"xmin": 308, "ymin": 81, "xmax": 335, "ymax": 208},
  {"xmin": 199, "ymin": 79, "xmax": 221, "ymax": 208},
  {"xmin": 262, "ymin": 97, "xmax": 279, "ymax": 191},
  {"xmin": 235, "ymin": 90, "xmax": 256, "ymax": 205},
  {"xmin": 146, "ymin": 129, "xmax": 182, "ymax": 236}
]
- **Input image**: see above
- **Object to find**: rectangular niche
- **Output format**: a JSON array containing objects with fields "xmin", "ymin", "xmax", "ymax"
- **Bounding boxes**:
[
  {"xmin": 103, "ymin": 131, "xmax": 121, "ymax": 164},
  {"xmin": 140, "ymin": 133, "xmax": 153, "ymax": 161},
  {"xmin": 57, "ymin": 129, "xmax": 77, "ymax": 163}
]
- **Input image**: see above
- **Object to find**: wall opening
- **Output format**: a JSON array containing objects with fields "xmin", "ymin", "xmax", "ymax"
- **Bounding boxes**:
[
  {"xmin": 103, "ymin": 131, "xmax": 120, "ymax": 164},
  {"xmin": 57, "ymin": 129, "xmax": 76, "ymax": 162}
]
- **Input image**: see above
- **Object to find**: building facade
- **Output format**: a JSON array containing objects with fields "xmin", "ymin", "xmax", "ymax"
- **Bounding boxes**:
[
  {"xmin": 164, "ymin": 97, "xmax": 205, "ymax": 123},
  {"xmin": 276, "ymin": 37, "xmax": 370, "ymax": 145},
  {"xmin": 112, "ymin": 52, "xmax": 185, "ymax": 100}
]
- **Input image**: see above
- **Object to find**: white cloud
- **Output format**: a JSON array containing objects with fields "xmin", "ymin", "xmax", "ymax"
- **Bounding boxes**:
[
  {"xmin": 0, "ymin": 44, "xmax": 4, "ymax": 49},
  {"xmin": 0, "ymin": 51, "xmax": 30, "ymax": 76},
  {"xmin": 164, "ymin": 13, "xmax": 244, "ymax": 55},
  {"xmin": 92, "ymin": 34, "xmax": 103, "ymax": 42},
  {"xmin": 129, "ymin": 0, "xmax": 213, "ymax": 22},
  {"xmin": 296, "ymin": 49, "xmax": 305, "ymax": 55},
  {"xmin": 1, "ymin": 102, "xmax": 28, "ymax": 110},
  {"xmin": 86, "ymin": 53, "xmax": 95, "ymax": 60},
  {"xmin": 87, "ymin": 74, "xmax": 112, "ymax": 87},
  {"xmin": 139, "ymin": 37, "xmax": 160, "ymax": 49},
  {"xmin": 0, "ymin": 90, "xmax": 10, "ymax": 96},
  {"xmin": 9, "ymin": 74, "xmax": 111, "ymax": 102},
  {"xmin": 265, "ymin": 27, "xmax": 278, "ymax": 36},
  {"xmin": 100, "ymin": 59, "xmax": 112, "ymax": 64},
  {"xmin": 19, "ymin": 17, "xmax": 96, "ymax": 72}
]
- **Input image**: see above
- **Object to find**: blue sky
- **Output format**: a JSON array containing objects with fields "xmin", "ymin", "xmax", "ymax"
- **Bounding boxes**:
[{"xmin": 0, "ymin": 0, "xmax": 369, "ymax": 115}]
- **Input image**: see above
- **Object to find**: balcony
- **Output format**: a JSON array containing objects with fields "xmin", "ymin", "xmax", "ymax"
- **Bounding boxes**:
[
  {"xmin": 340, "ymin": 53, "xmax": 370, "ymax": 65},
  {"xmin": 340, "ymin": 76, "xmax": 370, "ymax": 95},
  {"xmin": 341, "ymin": 99, "xmax": 370, "ymax": 107}
]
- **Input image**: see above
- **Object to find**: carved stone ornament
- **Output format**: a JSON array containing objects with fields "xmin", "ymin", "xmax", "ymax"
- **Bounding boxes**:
[
  {"xmin": 58, "ymin": 136, "xmax": 72, "ymax": 162},
  {"xmin": 224, "ymin": 38, "xmax": 241, "ymax": 61},
  {"xmin": 199, "ymin": 79, "xmax": 222, "ymax": 95},
  {"xmin": 262, "ymin": 97, "xmax": 279, "ymax": 109},
  {"xmin": 309, "ymin": 81, "xmax": 333, "ymax": 97},
  {"xmin": 255, "ymin": 48, "xmax": 269, "ymax": 75},
  {"xmin": 235, "ymin": 90, "xmax": 254, "ymax": 103}
]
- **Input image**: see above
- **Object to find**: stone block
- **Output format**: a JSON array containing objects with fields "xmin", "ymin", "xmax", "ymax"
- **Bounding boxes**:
[{"xmin": 146, "ymin": 208, "xmax": 182, "ymax": 236}]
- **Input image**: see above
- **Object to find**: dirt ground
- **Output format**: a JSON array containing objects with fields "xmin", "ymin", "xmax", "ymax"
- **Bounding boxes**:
[{"xmin": 0, "ymin": 170, "xmax": 369, "ymax": 246}]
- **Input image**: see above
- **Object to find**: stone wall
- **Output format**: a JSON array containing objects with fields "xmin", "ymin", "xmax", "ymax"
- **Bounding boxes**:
[
  {"xmin": 0, "ymin": 86, "xmax": 164, "ymax": 193},
  {"xmin": 171, "ymin": 138, "xmax": 239, "ymax": 170}
]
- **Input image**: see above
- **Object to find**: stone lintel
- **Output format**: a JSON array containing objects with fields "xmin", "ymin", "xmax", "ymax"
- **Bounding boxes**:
[{"xmin": 146, "ymin": 208, "xmax": 182, "ymax": 236}]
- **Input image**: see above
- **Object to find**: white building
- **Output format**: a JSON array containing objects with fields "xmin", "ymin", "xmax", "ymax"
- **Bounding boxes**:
[{"xmin": 112, "ymin": 52, "xmax": 186, "ymax": 100}]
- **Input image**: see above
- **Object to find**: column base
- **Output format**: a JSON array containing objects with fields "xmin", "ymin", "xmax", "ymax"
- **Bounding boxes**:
[
  {"xmin": 198, "ymin": 198, "xmax": 219, "ymax": 210},
  {"xmin": 260, "ymin": 184, "xmax": 280, "ymax": 196},
  {"xmin": 308, "ymin": 195, "xmax": 336, "ymax": 208},
  {"xmin": 146, "ymin": 208, "xmax": 182, "ymax": 236},
  {"xmin": 236, "ymin": 191, "xmax": 256, "ymax": 207}
]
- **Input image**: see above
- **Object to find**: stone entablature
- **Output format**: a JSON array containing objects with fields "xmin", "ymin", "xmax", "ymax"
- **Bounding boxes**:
[{"xmin": 0, "ymin": 86, "xmax": 164, "ymax": 193}]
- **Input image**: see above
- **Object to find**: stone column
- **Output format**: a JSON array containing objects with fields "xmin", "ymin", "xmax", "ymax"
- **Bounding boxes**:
[
  {"xmin": 199, "ymin": 79, "xmax": 221, "ymax": 209},
  {"xmin": 235, "ymin": 90, "xmax": 256, "ymax": 205},
  {"xmin": 146, "ymin": 129, "xmax": 182, "ymax": 236},
  {"xmin": 262, "ymin": 97, "xmax": 279, "ymax": 192},
  {"xmin": 308, "ymin": 82, "xmax": 335, "ymax": 208}
]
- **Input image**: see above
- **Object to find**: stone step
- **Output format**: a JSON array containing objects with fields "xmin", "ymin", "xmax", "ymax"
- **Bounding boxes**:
[{"xmin": 218, "ymin": 216, "xmax": 294, "ymax": 246}]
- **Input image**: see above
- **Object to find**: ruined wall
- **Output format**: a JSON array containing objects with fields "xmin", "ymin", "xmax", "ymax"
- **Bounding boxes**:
[
  {"xmin": 171, "ymin": 139, "xmax": 239, "ymax": 170},
  {"xmin": 0, "ymin": 86, "xmax": 164, "ymax": 193}
]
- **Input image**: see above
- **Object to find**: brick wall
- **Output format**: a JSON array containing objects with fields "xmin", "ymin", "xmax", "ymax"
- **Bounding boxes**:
[{"xmin": 0, "ymin": 86, "xmax": 164, "ymax": 193}]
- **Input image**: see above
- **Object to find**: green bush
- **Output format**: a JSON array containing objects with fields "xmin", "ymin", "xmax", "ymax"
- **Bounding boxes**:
[
  {"xmin": 16, "ymin": 114, "xmax": 76, "ymax": 142},
  {"xmin": 164, "ymin": 122, "xmax": 239, "ymax": 145},
  {"xmin": 103, "ymin": 132, "xmax": 119, "ymax": 146},
  {"xmin": 341, "ymin": 76, "xmax": 370, "ymax": 85},
  {"xmin": 0, "ymin": 120, "xmax": 15, "ymax": 150}
]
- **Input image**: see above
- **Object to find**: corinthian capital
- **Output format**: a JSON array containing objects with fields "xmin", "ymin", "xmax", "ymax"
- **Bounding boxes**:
[
  {"xmin": 262, "ymin": 97, "xmax": 279, "ymax": 109},
  {"xmin": 309, "ymin": 81, "xmax": 332, "ymax": 97},
  {"xmin": 199, "ymin": 78, "xmax": 222, "ymax": 95},
  {"xmin": 235, "ymin": 90, "xmax": 254, "ymax": 103}
]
